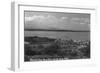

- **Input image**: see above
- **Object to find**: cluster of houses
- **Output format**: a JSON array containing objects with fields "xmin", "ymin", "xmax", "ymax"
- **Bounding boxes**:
[{"xmin": 25, "ymin": 37, "xmax": 89, "ymax": 52}]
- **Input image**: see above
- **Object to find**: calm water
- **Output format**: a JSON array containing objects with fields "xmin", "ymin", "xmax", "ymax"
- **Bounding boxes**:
[{"xmin": 24, "ymin": 31, "xmax": 90, "ymax": 40}]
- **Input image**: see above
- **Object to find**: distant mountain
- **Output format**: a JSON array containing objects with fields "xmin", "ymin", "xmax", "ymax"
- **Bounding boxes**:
[{"xmin": 24, "ymin": 29, "xmax": 90, "ymax": 32}]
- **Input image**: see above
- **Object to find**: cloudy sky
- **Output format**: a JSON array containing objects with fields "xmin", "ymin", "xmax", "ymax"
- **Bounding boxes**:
[{"xmin": 24, "ymin": 11, "xmax": 90, "ymax": 30}]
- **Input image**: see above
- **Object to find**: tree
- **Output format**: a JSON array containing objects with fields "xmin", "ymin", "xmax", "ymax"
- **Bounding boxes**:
[
  {"xmin": 44, "ymin": 43, "xmax": 60, "ymax": 56},
  {"xmin": 24, "ymin": 44, "xmax": 37, "ymax": 56}
]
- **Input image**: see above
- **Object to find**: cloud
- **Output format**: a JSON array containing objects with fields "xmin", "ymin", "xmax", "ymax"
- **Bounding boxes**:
[
  {"xmin": 25, "ymin": 15, "xmax": 45, "ymax": 21},
  {"xmin": 24, "ymin": 14, "xmax": 90, "ymax": 30},
  {"xmin": 69, "ymin": 17, "xmax": 90, "ymax": 30},
  {"xmin": 25, "ymin": 15, "xmax": 69, "ymax": 29},
  {"xmin": 71, "ymin": 17, "xmax": 80, "ymax": 21},
  {"xmin": 71, "ymin": 17, "xmax": 90, "ymax": 24},
  {"xmin": 61, "ymin": 17, "xmax": 68, "ymax": 20}
]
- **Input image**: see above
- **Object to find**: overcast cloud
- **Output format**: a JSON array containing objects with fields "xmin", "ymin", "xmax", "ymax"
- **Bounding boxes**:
[{"xmin": 24, "ymin": 11, "xmax": 90, "ymax": 30}]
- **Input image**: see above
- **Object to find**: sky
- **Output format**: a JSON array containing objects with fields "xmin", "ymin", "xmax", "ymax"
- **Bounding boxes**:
[{"xmin": 24, "ymin": 11, "xmax": 90, "ymax": 31}]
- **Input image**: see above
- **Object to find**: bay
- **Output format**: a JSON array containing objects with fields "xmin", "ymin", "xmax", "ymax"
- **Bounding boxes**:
[{"xmin": 24, "ymin": 31, "xmax": 90, "ymax": 40}]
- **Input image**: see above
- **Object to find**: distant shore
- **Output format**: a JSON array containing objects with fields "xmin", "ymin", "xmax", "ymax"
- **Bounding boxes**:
[{"xmin": 24, "ymin": 29, "xmax": 90, "ymax": 32}]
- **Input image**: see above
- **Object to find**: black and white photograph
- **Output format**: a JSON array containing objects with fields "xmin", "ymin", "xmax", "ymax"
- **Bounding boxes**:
[{"xmin": 24, "ymin": 11, "xmax": 90, "ymax": 62}]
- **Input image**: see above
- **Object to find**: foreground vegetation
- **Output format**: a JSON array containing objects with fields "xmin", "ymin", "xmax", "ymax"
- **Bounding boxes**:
[{"xmin": 24, "ymin": 36, "xmax": 90, "ymax": 61}]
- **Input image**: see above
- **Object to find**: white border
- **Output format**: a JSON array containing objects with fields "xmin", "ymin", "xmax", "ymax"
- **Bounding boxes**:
[{"xmin": 11, "ymin": 2, "xmax": 97, "ymax": 71}]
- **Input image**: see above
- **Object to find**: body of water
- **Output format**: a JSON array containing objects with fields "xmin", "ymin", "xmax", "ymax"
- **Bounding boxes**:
[{"xmin": 24, "ymin": 31, "xmax": 90, "ymax": 40}]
